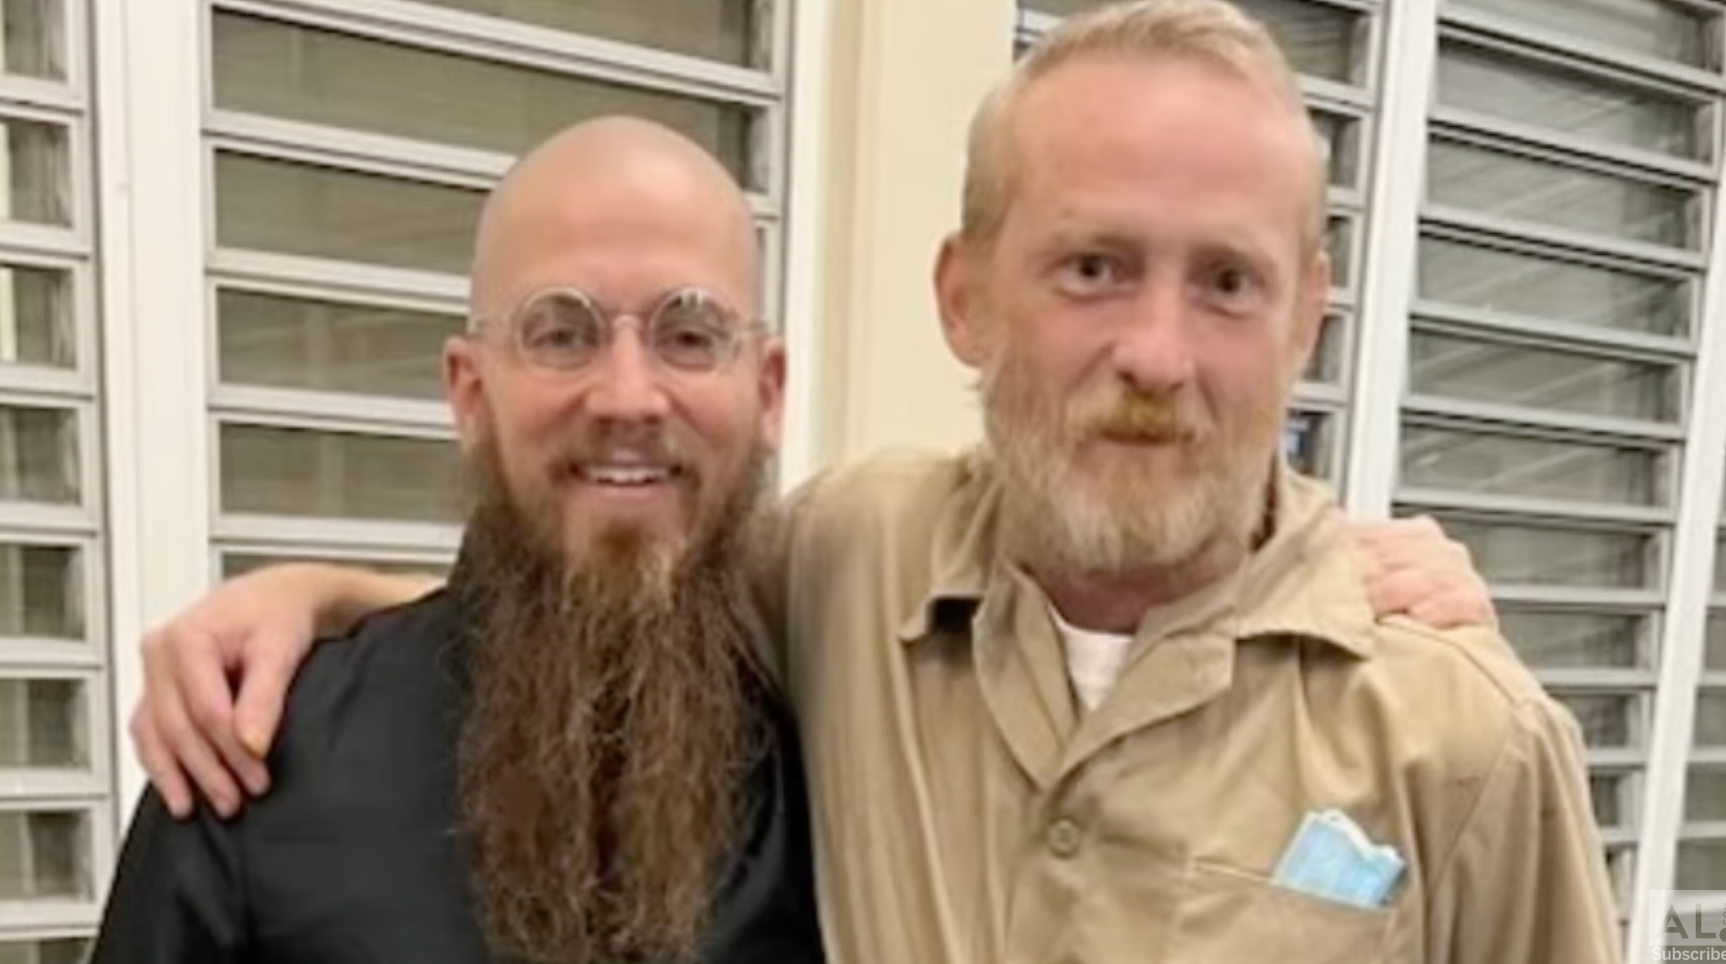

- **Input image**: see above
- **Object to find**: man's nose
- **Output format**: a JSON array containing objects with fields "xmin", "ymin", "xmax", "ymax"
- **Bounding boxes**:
[
  {"xmin": 1110, "ymin": 278, "xmax": 1196, "ymax": 393},
  {"xmin": 583, "ymin": 326, "xmax": 672, "ymax": 423}
]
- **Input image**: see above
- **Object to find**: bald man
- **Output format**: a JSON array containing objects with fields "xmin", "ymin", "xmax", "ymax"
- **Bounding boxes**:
[{"xmin": 87, "ymin": 119, "xmax": 823, "ymax": 964}]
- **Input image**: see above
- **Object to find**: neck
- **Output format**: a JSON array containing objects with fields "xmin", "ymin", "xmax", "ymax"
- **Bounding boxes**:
[{"xmin": 1033, "ymin": 535, "xmax": 1247, "ymax": 635}]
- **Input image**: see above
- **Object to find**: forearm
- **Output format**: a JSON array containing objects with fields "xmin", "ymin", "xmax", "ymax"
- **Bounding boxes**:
[{"xmin": 280, "ymin": 564, "xmax": 443, "ymax": 638}]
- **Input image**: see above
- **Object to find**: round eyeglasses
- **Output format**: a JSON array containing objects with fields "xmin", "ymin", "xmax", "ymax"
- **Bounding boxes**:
[{"xmin": 474, "ymin": 287, "xmax": 761, "ymax": 374}]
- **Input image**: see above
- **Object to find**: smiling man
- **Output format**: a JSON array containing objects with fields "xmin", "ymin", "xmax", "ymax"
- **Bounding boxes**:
[{"xmin": 89, "ymin": 119, "xmax": 822, "ymax": 964}]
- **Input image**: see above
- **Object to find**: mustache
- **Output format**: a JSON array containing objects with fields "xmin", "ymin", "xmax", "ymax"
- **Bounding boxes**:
[
  {"xmin": 1071, "ymin": 392, "xmax": 1201, "ymax": 442},
  {"xmin": 545, "ymin": 427, "xmax": 694, "ymax": 474}
]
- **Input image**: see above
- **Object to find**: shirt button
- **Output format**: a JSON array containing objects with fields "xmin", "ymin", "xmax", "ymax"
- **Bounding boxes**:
[{"xmin": 1047, "ymin": 817, "xmax": 1082, "ymax": 858}]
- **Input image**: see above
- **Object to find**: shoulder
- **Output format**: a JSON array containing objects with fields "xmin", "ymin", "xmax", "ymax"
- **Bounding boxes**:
[
  {"xmin": 1305, "ymin": 615, "xmax": 1582, "ymax": 817},
  {"xmin": 295, "ymin": 588, "xmax": 456, "ymax": 687},
  {"xmin": 272, "ymin": 588, "xmax": 459, "ymax": 760},
  {"xmin": 785, "ymin": 447, "xmax": 982, "ymax": 553},
  {"xmin": 1250, "ymin": 478, "xmax": 1565, "ymax": 778},
  {"xmin": 1364, "ymin": 616, "xmax": 1561, "ymax": 738}
]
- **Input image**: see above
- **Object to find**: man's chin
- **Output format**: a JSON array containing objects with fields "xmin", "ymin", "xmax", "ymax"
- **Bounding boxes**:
[
  {"xmin": 1061, "ymin": 458, "xmax": 1188, "ymax": 508},
  {"xmin": 563, "ymin": 520, "xmax": 687, "ymax": 571}
]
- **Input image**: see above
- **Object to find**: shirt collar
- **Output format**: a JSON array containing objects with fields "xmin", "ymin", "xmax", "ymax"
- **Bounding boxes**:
[{"xmin": 895, "ymin": 450, "xmax": 1379, "ymax": 659}]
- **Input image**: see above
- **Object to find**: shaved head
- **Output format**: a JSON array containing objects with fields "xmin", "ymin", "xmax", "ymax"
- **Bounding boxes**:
[
  {"xmin": 446, "ymin": 117, "xmax": 785, "ymax": 964},
  {"xmin": 470, "ymin": 117, "xmax": 757, "ymax": 327}
]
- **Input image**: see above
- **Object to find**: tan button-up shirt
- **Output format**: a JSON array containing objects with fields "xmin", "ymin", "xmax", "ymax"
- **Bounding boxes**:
[{"xmin": 776, "ymin": 449, "xmax": 1619, "ymax": 964}]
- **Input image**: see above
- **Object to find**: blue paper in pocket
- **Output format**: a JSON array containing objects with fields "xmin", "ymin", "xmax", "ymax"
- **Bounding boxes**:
[{"xmin": 1271, "ymin": 809, "xmax": 1405, "ymax": 909}]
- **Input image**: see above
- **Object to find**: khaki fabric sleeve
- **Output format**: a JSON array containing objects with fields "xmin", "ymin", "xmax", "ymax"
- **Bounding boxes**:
[
  {"xmin": 1426, "ymin": 696, "xmax": 1622, "ymax": 964},
  {"xmin": 741, "ymin": 474, "xmax": 829, "ymax": 694}
]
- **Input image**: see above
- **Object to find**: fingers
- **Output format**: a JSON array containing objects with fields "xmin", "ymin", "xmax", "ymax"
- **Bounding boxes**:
[
  {"xmin": 1362, "ymin": 565, "xmax": 1499, "ymax": 632},
  {"xmin": 138, "ymin": 624, "xmax": 245, "ymax": 817},
  {"xmin": 1361, "ymin": 566, "xmax": 1425, "ymax": 619},
  {"xmin": 152, "ymin": 673, "xmax": 243, "ymax": 818},
  {"xmin": 129, "ymin": 703, "xmax": 192, "ymax": 819},
  {"xmin": 1352, "ymin": 515, "xmax": 1472, "ymax": 570},
  {"xmin": 176, "ymin": 644, "xmax": 270, "ymax": 798},
  {"xmin": 1409, "ymin": 588, "xmax": 1500, "ymax": 633},
  {"xmin": 233, "ymin": 634, "xmax": 300, "ymax": 766}
]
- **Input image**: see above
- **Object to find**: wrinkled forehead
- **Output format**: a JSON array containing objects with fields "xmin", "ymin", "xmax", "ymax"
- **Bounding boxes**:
[{"xmin": 1004, "ymin": 57, "xmax": 1318, "ymax": 248}]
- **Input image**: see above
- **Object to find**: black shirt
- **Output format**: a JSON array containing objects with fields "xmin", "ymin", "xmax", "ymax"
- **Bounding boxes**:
[{"xmin": 89, "ymin": 588, "xmax": 823, "ymax": 964}]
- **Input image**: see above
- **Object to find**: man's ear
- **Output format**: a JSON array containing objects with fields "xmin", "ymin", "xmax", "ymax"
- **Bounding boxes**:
[
  {"xmin": 443, "ymin": 335, "xmax": 485, "ymax": 456},
  {"xmin": 754, "ymin": 337, "xmax": 788, "ymax": 450},
  {"xmin": 935, "ymin": 233, "xmax": 989, "ymax": 368}
]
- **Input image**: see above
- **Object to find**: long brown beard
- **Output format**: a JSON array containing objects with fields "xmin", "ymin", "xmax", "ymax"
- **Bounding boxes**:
[{"xmin": 454, "ymin": 443, "xmax": 771, "ymax": 964}]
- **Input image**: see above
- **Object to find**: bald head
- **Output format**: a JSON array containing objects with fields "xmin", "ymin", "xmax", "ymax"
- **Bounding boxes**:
[{"xmin": 471, "ymin": 117, "xmax": 758, "ymax": 325}]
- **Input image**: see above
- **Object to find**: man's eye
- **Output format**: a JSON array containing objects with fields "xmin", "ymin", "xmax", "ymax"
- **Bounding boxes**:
[
  {"xmin": 655, "ymin": 321, "xmax": 727, "ymax": 366},
  {"xmin": 1074, "ymin": 254, "xmax": 1116, "ymax": 281},
  {"xmin": 1203, "ymin": 264, "xmax": 1263, "ymax": 309},
  {"xmin": 1214, "ymin": 266, "xmax": 1250, "ymax": 295},
  {"xmin": 1056, "ymin": 252, "xmax": 1127, "ymax": 294},
  {"xmin": 521, "ymin": 311, "xmax": 600, "ymax": 355}
]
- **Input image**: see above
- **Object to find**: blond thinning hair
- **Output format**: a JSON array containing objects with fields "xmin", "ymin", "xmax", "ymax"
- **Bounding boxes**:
[{"xmin": 961, "ymin": 0, "xmax": 1327, "ymax": 255}]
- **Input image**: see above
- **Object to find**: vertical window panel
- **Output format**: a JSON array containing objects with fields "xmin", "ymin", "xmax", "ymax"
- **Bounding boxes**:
[
  {"xmin": 410, "ymin": 0, "xmax": 762, "ymax": 66},
  {"xmin": 0, "ymin": 810, "xmax": 87, "ymax": 901},
  {"xmin": 1677, "ymin": 840, "xmax": 1726, "ymax": 890},
  {"xmin": 1557, "ymin": 692, "xmax": 1644, "ymax": 749},
  {"xmin": 1437, "ymin": 44, "xmax": 1707, "ymax": 161},
  {"xmin": 1687, "ymin": 769, "xmax": 1726, "ymax": 823},
  {"xmin": 1420, "ymin": 517, "xmax": 1659, "ymax": 589},
  {"xmin": 212, "ymin": 14, "xmax": 761, "ymax": 189},
  {"xmin": 0, "ymin": 678, "xmax": 83, "ymax": 769},
  {"xmin": 1426, "ymin": 138, "xmax": 1699, "ymax": 249},
  {"xmin": 1303, "ymin": 312, "xmax": 1345, "ymax": 385},
  {"xmin": 0, "ymin": 406, "xmax": 77, "ymax": 505},
  {"xmin": 0, "ymin": 543, "xmax": 80, "ymax": 640},
  {"xmin": 1326, "ymin": 215, "xmax": 1355, "ymax": 291},
  {"xmin": 1284, "ymin": 409, "xmax": 1335, "ymax": 479},
  {"xmin": 0, "ymin": 939, "xmax": 87, "ymax": 964},
  {"xmin": 216, "ymin": 289, "xmax": 460, "ymax": 401},
  {"xmin": 0, "ymin": 0, "xmax": 64, "ymax": 82},
  {"xmin": 1400, "ymin": 425, "xmax": 1667, "ymax": 507},
  {"xmin": 1692, "ymin": 691, "xmax": 1726, "ymax": 748},
  {"xmin": 214, "ymin": 153, "xmax": 484, "ymax": 276},
  {"xmin": 1707, "ymin": 611, "xmax": 1725, "ymax": 671},
  {"xmin": 1024, "ymin": 0, "xmax": 1367, "ymax": 83},
  {"xmin": 0, "ymin": 117, "xmax": 69, "ymax": 229},
  {"xmin": 1450, "ymin": 0, "xmax": 1713, "ymax": 69},
  {"xmin": 1313, "ymin": 109, "xmax": 1362, "ymax": 190},
  {"xmin": 218, "ymin": 424, "xmax": 460, "ymax": 524},
  {"xmin": 1408, "ymin": 330, "xmax": 1681, "ymax": 424},
  {"xmin": 0, "ymin": 264, "xmax": 73, "ymax": 370},
  {"xmin": 1592, "ymin": 771, "xmax": 1635, "ymax": 829},
  {"xmin": 1418, "ymin": 236, "xmax": 1690, "ymax": 337},
  {"xmin": 1498, "ymin": 609, "xmax": 1648, "ymax": 669}
]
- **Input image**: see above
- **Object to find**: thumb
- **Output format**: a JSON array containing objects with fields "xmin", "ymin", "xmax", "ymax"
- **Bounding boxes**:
[{"xmin": 232, "ymin": 634, "xmax": 301, "ymax": 758}]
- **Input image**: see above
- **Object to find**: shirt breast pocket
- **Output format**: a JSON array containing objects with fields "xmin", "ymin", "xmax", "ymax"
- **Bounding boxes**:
[{"xmin": 1167, "ymin": 860, "xmax": 1392, "ymax": 964}]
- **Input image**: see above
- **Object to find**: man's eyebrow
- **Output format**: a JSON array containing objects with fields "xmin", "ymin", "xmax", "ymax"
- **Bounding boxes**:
[
  {"xmin": 1037, "ymin": 226, "xmax": 1144, "ymax": 256},
  {"xmin": 1185, "ymin": 228, "xmax": 1279, "ymax": 267}
]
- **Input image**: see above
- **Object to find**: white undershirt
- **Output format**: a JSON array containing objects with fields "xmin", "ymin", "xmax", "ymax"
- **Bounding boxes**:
[{"xmin": 1049, "ymin": 605, "xmax": 1135, "ymax": 713}]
